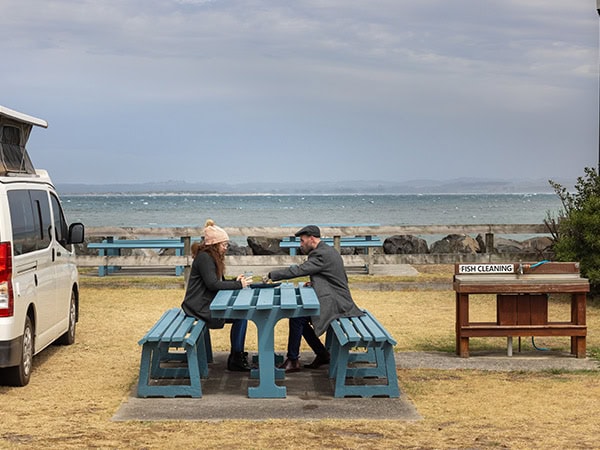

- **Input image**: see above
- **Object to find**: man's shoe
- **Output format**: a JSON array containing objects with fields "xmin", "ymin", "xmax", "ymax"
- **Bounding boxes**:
[
  {"xmin": 304, "ymin": 352, "xmax": 330, "ymax": 369},
  {"xmin": 228, "ymin": 351, "xmax": 251, "ymax": 372},
  {"xmin": 278, "ymin": 358, "xmax": 301, "ymax": 373}
]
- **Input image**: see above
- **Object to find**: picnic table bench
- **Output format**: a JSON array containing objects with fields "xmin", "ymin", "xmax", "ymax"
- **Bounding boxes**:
[
  {"xmin": 325, "ymin": 309, "xmax": 400, "ymax": 398},
  {"xmin": 88, "ymin": 238, "xmax": 192, "ymax": 276},
  {"xmin": 137, "ymin": 308, "xmax": 212, "ymax": 398}
]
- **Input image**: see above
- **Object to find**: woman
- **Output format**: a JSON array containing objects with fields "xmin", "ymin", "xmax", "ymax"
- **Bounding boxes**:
[{"xmin": 181, "ymin": 219, "xmax": 252, "ymax": 371}]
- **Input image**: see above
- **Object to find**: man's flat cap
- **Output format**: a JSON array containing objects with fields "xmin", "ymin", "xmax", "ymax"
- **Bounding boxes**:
[{"xmin": 295, "ymin": 225, "xmax": 321, "ymax": 238}]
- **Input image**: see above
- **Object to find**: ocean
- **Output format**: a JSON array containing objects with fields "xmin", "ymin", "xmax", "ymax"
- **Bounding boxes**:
[{"xmin": 61, "ymin": 193, "xmax": 562, "ymax": 229}]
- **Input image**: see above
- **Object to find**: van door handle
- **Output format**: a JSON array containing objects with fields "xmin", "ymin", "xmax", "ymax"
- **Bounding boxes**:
[{"xmin": 34, "ymin": 274, "xmax": 38, "ymax": 286}]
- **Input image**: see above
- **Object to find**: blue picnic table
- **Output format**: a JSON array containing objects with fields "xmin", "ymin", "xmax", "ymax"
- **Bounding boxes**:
[
  {"xmin": 279, "ymin": 235, "xmax": 382, "ymax": 255},
  {"xmin": 210, "ymin": 283, "xmax": 320, "ymax": 398},
  {"xmin": 87, "ymin": 237, "xmax": 195, "ymax": 276},
  {"xmin": 279, "ymin": 223, "xmax": 381, "ymax": 256}
]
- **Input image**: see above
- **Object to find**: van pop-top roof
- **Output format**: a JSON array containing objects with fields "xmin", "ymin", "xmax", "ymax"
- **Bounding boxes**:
[{"xmin": 0, "ymin": 105, "xmax": 48, "ymax": 176}]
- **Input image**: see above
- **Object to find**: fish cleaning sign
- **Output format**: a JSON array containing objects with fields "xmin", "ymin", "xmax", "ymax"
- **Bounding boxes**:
[{"xmin": 458, "ymin": 263, "xmax": 514, "ymax": 274}]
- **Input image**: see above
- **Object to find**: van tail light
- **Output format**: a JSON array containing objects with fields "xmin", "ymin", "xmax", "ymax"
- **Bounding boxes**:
[{"xmin": 0, "ymin": 242, "xmax": 14, "ymax": 317}]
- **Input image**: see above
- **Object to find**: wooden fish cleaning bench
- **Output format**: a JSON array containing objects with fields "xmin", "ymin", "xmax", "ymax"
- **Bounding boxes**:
[
  {"xmin": 453, "ymin": 262, "xmax": 589, "ymax": 358},
  {"xmin": 326, "ymin": 309, "xmax": 400, "ymax": 398},
  {"xmin": 137, "ymin": 308, "xmax": 212, "ymax": 398}
]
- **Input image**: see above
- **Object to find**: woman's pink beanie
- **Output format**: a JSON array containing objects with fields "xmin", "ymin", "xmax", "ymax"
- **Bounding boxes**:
[{"xmin": 203, "ymin": 219, "xmax": 229, "ymax": 245}]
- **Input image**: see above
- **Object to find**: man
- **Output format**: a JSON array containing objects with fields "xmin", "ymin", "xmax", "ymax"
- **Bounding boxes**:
[{"xmin": 266, "ymin": 225, "xmax": 364, "ymax": 372}]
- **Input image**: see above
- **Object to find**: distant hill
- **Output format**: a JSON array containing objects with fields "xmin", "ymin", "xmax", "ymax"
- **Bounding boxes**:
[{"xmin": 56, "ymin": 177, "xmax": 572, "ymax": 195}]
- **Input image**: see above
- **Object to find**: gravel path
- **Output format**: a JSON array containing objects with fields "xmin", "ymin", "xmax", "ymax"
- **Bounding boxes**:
[{"xmin": 396, "ymin": 351, "xmax": 599, "ymax": 371}]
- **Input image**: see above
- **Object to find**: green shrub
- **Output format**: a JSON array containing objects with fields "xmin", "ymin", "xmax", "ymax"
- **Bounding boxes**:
[{"xmin": 547, "ymin": 167, "xmax": 600, "ymax": 294}]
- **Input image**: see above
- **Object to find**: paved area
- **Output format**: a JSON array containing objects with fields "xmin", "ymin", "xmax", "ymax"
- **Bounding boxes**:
[
  {"xmin": 113, "ymin": 352, "xmax": 419, "ymax": 422},
  {"xmin": 397, "ymin": 350, "xmax": 599, "ymax": 372},
  {"xmin": 112, "ymin": 350, "xmax": 597, "ymax": 422},
  {"xmin": 369, "ymin": 264, "xmax": 419, "ymax": 276}
]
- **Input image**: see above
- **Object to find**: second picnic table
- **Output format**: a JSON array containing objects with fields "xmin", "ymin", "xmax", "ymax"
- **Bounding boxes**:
[{"xmin": 210, "ymin": 283, "xmax": 320, "ymax": 398}]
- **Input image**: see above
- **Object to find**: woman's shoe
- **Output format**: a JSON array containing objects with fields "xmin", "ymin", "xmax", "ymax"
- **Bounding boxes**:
[{"xmin": 227, "ymin": 351, "xmax": 251, "ymax": 372}]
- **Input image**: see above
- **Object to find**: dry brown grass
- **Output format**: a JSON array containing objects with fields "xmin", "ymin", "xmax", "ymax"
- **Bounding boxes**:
[{"xmin": 1, "ymin": 271, "xmax": 599, "ymax": 449}]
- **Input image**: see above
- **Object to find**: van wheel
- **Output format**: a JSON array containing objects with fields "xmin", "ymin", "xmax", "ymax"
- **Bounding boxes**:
[
  {"xmin": 57, "ymin": 292, "xmax": 76, "ymax": 345},
  {"xmin": 1, "ymin": 316, "xmax": 34, "ymax": 386}
]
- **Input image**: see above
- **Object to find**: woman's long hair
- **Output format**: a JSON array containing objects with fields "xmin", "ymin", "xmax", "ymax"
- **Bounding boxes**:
[
  {"xmin": 195, "ymin": 219, "xmax": 226, "ymax": 279},
  {"xmin": 198, "ymin": 242, "xmax": 225, "ymax": 279}
]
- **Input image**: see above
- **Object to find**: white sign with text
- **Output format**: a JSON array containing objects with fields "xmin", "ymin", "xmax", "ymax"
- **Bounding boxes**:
[{"xmin": 458, "ymin": 264, "xmax": 515, "ymax": 274}]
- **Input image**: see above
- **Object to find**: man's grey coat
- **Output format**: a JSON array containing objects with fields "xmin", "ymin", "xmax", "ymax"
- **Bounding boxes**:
[{"xmin": 269, "ymin": 241, "xmax": 363, "ymax": 336}]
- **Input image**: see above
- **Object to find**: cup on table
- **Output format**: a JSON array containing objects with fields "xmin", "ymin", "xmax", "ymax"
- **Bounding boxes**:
[{"xmin": 244, "ymin": 271, "xmax": 253, "ymax": 288}]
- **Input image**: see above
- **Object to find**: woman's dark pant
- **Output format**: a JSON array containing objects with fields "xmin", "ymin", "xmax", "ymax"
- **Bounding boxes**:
[
  {"xmin": 229, "ymin": 319, "xmax": 247, "ymax": 353},
  {"xmin": 286, "ymin": 316, "xmax": 327, "ymax": 360}
]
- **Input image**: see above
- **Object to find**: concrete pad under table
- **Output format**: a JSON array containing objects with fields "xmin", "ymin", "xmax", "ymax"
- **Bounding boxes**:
[{"xmin": 113, "ymin": 352, "xmax": 420, "ymax": 422}]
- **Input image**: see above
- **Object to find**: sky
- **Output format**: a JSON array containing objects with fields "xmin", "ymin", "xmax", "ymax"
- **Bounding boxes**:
[{"xmin": 1, "ymin": 0, "xmax": 599, "ymax": 186}]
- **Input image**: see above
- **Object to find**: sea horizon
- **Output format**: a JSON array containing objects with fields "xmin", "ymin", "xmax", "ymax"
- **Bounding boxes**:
[
  {"xmin": 59, "ymin": 191, "xmax": 559, "ymax": 197},
  {"xmin": 61, "ymin": 192, "xmax": 563, "ymax": 231},
  {"xmin": 55, "ymin": 175, "xmax": 574, "ymax": 197}
]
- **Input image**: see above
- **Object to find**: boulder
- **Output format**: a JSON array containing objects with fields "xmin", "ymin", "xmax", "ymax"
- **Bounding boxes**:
[
  {"xmin": 226, "ymin": 241, "xmax": 251, "ymax": 256},
  {"xmin": 383, "ymin": 235, "xmax": 429, "ymax": 254},
  {"xmin": 494, "ymin": 237, "xmax": 523, "ymax": 253},
  {"xmin": 430, "ymin": 234, "xmax": 480, "ymax": 254},
  {"xmin": 476, "ymin": 234, "xmax": 486, "ymax": 253},
  {"xmin": 521, "ymin": 236, "xmax": 553, "ymax": 253},
  {"xmin": 521, "ymin": 236, "xmax": 554, "ymax": 258},
  {"xmin": 247, "ymin": 236, "xmax": 287, "ymax": 255},
  {"xmin": 79, "ymin": 238, "xmax": 98, "ymax": 256}
]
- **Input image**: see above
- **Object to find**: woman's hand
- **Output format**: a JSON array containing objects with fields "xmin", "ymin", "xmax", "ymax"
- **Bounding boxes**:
[{"xmin": 237, "ymin": 273, "xmax": 252, "ymax": 288}]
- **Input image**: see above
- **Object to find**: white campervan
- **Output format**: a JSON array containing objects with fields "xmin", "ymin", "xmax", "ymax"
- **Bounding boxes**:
[{"xmin": 0, "ymin": 105, "xmax": 84, "ymax": 386}]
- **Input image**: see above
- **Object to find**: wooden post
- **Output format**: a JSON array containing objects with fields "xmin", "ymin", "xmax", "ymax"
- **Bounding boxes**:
[
  {"xmin": 333, "ymin": 235, "xmax": 341, "ymax": 253},
  {"xmin": 485, "ymin": 232, "xmax": 494, "ymax": 254},
  {"xmin": 571, "ymin": 293, "xmax": 587, "ymax": 357},
  {"xmin": 456, "ymin": 292, "xmax": 470, "ymax": 357},
  {"xmin": 367, "ymin": 247, "xmax": 374, "ymax": 275},
  {"xmin": 182, "ymin": 236, "xmax": 192, "ymax": 286}
]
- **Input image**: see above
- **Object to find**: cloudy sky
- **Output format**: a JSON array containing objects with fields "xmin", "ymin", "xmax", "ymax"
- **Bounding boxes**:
[{"xmin": 1, "ymin": 0, "xmax": 598, "ymax": 186}]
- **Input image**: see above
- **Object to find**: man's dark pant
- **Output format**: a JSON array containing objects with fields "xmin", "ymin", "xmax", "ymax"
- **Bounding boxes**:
[{"xmin": 286, "ymin": 316, "xmax": 327, "ymax": 360}]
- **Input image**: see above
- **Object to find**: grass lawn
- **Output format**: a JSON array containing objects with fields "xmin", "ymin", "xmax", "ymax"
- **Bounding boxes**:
[{"xmin": 1, "ymin": 267, "xmax": 599, "ymax": 449}]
